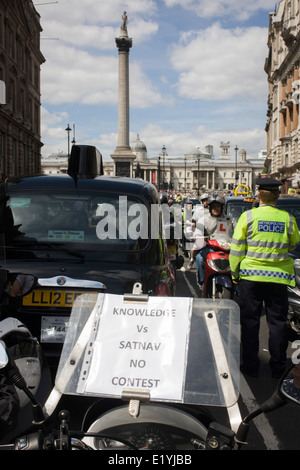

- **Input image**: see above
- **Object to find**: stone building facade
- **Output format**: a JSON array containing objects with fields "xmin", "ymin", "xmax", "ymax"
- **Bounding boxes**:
[
  {"xmin": 42, "ymin": 139, "xmax": 264, "ymax": 193},
  {"xmin": 0, "ymin": 0, "xmax": 45, "ymax": 178},
  {"xmin": 265, "ymin": 0, "xmax": 300, "ymax": 190},
  {"xmin": 102, "ymin": 137, "xmax": 264, "ymax": 193}
]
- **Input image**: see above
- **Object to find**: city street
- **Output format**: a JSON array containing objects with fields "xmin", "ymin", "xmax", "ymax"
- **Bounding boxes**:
[{"xmin": 177, "ymin": 256, "xmax": 300, "ymax": 450}]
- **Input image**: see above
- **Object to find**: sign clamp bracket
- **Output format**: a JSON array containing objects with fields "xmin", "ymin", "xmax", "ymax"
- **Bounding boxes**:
[
  {"xmin": 123, "ymin": 282, "xmax": 148, "ymax": 303},
  {"xmin": 123, "ymin": 282, "xmax": 150, "ymax": 417}
]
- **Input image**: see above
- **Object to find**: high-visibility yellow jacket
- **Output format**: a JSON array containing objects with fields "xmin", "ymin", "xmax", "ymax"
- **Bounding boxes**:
[{"xmin": 229, "ymin": 205, "xmax": 300, "ymax": 286}]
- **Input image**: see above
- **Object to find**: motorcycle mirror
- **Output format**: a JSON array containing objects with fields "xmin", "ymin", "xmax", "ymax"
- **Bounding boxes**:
[
  {"xmin": 280, "ymin": 363, "xmax": 300, "ymax": 406},
  {"xmin": 7, "ymin": 274, "xmax": 37, "ymax": 298},
  {"xmin": 0, "ymin": 340, "xmax": 8, "ymax": 369},
  {"xmin": 195, "ymin": 236, "xmax": 206, "ymax": 249},
  {"xmin": 236, "ymin": 364, "xmax": 295, "ymax": 448}
]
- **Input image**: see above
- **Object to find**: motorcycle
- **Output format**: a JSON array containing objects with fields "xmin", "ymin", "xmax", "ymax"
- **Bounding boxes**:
[
  {"xmin": 0, "ymin": 286, "xmax": 300, "ymax": 450},
  {"xmin": 165, "ymin": 224, "xmax": 184, "ymax": 270},
  {"xmin": 0, "ymin": 273, "xmax": 52, "ymax": 444},
  {"xmin": 163, "ymin": 207, "xmax": 184, "ymax": 270},
  {"xmin": 287, "ymin": 259, "xmax": 300, "ymax": 341},
  {"xmin": 0, "ymin": 285, "xmax": 241, "ymax": 449},
  {"xmin": 201, "ymin": 237, "xmax": 234, "ymax": 299}
]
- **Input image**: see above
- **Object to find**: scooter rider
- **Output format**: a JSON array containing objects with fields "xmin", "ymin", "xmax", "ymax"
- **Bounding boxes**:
[
  {"xmin": 200, "ymin": 193, "xmax": 209, "ymax": 214},
  {"xmin": 189, "ymin": 196, "xmax": 233, "ymax": 285}
]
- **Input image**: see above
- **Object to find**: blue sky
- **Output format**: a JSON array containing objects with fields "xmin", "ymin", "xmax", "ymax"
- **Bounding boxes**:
[{"xmin": 36, "ymin": 0, "xmax": 277, "ymax": 162}]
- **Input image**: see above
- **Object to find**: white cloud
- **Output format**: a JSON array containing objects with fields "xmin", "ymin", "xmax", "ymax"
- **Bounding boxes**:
[
  {"xmin": 163, "ymin": 0, "xmax": 276, "ymax": 21},
  {"xmin": 40, "ymin": 0, "xmax": 158, "ymax": 49},
  {"xmin": 126, "ymin": 124, "xmax": 266, "ymax": 160},
  {"xmin": 170, "ymin": 23, "xmax": 268, "ymax": 100},
  {"xmin": 41, "ymin": 45, "xmax": 167, "ymax": 109}
]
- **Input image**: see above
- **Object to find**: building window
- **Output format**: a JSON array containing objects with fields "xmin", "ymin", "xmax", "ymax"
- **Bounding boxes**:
[
  {"xmin": 34, "ymin": 103, "xmax": 39, "ymax": 133},
  {"xmin": 12, "ymin": 139, "xmax": 17, "ymax": 176},
  {"xmin": 9, "ymin": 29, "xmax": 15, "ymax": 59},
  {"xmin": 0, "ymin": 132, "xmax": 4, "ymax": 175},
  {"xmin": 9, "ymin": 79, "xmax": 15, "ymax": 112}
]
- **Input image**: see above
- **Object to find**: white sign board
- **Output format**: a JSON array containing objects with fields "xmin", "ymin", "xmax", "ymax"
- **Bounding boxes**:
[{"xmin": 77, "ymin": 294, "xmax": 192, "ymax": 402}]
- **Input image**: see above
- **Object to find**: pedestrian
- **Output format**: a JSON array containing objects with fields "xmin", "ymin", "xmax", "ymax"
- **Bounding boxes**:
[{"xmin": 229, "ymin": 177, "xmax": 300, "ymax": 378}]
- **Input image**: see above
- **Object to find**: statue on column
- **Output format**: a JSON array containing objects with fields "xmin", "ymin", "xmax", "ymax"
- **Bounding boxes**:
[{"xmin": 121, "ymin": 11, "xmax": 128, "ymax": 30}]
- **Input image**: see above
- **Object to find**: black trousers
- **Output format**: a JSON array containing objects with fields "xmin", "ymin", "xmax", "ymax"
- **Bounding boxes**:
[{"xmin": 239, "ymin": 279, "xmax": 289, "ymax": 374}]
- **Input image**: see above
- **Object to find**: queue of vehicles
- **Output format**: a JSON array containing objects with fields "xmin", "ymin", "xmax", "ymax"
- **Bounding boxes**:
[
  {"xmin": 1, "ymin": 160, "xmax": 300, "ymax": 451},
  {"xmin": 1, "ymin": 166, "xmax": 300, "ymax": 357}
]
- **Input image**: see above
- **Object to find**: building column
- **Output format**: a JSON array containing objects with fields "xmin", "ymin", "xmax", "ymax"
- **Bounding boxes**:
[{"xmin": 110, "ymin": 13, "xmax": 135, "ymax": 177}]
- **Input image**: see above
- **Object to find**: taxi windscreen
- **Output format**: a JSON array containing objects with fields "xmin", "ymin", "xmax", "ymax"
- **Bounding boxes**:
[{"xmin": 3, "ymin": 191, "xmax": 150, "ymax": 252}]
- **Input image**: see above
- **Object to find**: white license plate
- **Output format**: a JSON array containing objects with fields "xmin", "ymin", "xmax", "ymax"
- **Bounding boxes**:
[{"xmin": 41, "ymin": 316, "xmax": 69, "ymax": 343}]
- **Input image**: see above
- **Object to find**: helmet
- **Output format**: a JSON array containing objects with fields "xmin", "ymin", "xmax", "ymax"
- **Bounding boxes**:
[
  {"xmin": 159, "ymin": 192, "xmax": 168, "ymax": 205},
  {"xmin": 200, "ymin": 193, "xmax": 209, "ymax": 201},
  {"xmin": 207, "ymin": 195, "xmax": 225, "ymax": 206},
  {"xmin": 186, "ymin": 199, "xmax": 194, "ymax": 207},
  {"xmin": 207, "ymin": 195, "xmax": 225, "ymax": 214}
]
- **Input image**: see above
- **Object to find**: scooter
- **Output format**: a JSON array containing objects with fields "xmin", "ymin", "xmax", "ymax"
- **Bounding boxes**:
[
  {"xmin": 1, "ymin": 287, "xmax": 300, "ymax": 450},
  {"xmin": 202, "ymin": 237, "xmax": 234, "ymax": 299}
]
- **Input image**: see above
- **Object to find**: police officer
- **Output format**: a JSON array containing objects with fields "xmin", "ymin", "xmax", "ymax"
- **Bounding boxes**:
[{"xmin": 229, "ymin": 177, "xmax": 300, "ymax": 378}]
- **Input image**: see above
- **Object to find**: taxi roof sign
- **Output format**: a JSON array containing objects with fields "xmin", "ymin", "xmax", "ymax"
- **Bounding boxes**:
[{"xmin": 234, "ymin": 184, "xmax": 249, "ymax": 197}]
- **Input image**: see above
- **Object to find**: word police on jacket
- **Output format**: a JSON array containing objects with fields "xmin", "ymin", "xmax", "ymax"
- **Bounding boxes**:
[{"xmin": 258, "ymin": 221, "xmax": 285, "ymax": 233}]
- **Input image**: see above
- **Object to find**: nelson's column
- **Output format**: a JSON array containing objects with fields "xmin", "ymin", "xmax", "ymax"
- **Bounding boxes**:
[{"xmin": 110, "ymin": 12, "xmax": 136, "ymax": 177}]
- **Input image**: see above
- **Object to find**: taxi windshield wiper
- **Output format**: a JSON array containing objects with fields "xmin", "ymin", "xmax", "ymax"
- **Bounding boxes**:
[{"xmin": 10, "ymin": 240, "xmax": 85, "ymax": 259}]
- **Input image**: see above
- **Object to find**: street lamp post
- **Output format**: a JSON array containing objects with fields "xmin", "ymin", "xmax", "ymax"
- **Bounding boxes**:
[
  {"xmin": 158, "ymin": 156, "xmax": 161, "ymax": 190},
  {"xmin": 197, "ymin": 157, "xmax": 200, "ymax": 196},
  {"xmin": 195, "ymin": 155, "xmax": 201, "ymax": 196},
  {"xmin": 235, "ymin": 145, "xmax": 239, "ymax": 187},
  {"xmin": 162, "ymin": 145, "xmax": 167, "ymax": 190},
  {"xmin": 65, "ymin": 124, "xmax": 71, "ymax": 156},
  {"xmin": 71, "ymin": 124, "xmax": 76, "ymax": 146}
]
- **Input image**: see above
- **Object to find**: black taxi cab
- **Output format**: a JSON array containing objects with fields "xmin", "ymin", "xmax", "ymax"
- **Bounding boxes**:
[
  {"xmin": 0, "ymin": 146, "xmax": 175, "ymax": 364},
  {"xmin": 225, "ymin": 194, "xmax": 300, "ymax": 228}
]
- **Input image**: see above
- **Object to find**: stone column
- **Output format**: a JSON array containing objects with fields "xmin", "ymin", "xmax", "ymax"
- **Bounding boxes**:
[{"xmin": 110, "ymin": 13, "xmax": 136, "ymax": 177}]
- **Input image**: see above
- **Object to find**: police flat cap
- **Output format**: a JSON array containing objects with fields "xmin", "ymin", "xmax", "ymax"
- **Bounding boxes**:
[{"xmin": 256, "ymin": 177, "xmax": 282, "ymax": 191}]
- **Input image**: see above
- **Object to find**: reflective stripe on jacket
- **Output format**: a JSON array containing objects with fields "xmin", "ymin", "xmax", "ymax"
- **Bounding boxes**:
[{"xmin": 229, "ymin": 205, "xmax": 300, "ymax": 286}]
